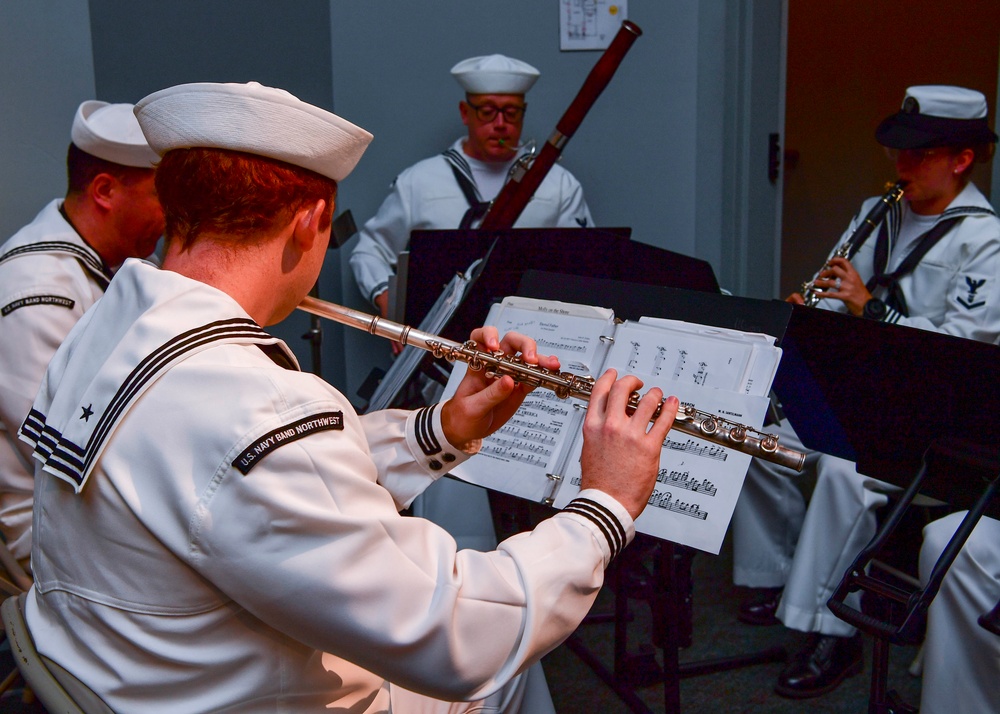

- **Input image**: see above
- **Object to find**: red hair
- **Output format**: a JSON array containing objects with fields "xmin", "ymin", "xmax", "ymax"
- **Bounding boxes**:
[{"xmin": 154, "ymin": 148, "xmax": 337, "ymax": 251}]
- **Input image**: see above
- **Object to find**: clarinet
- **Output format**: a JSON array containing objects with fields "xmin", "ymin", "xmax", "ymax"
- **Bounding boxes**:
[
  {"xmin": 297, "ymin": 296, "xmax": 806, "ymax": 472},
  {"xmin": 800, "ymin": 180, "xmax": 906, "ymax": 307}
]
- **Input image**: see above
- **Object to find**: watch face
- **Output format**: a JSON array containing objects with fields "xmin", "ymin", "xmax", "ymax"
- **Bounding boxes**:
[{"xmin": 864, "ymin": 298, "xmax": 886, "ymax": 320}]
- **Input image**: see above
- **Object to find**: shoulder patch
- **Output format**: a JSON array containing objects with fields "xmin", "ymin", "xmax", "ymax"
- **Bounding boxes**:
[
  {"xmin": 2, "ymin": 294, "xmax": 75, "ymax": 316},
  {"xmin": 233, "ymin": 411, "xmax": 344, "ymax": 475},
  {"xmin": 955, "ymin": 274, "xmax": 991, "ymax": 311}
]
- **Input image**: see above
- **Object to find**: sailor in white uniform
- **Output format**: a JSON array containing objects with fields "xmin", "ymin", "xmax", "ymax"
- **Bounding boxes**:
[
  {"xmin": 918, "ymin": 511, "xmax": 1000, "ymax": 714},
  {"xmin": 730, "ymin": 85, "xmax": 1000, "ymax": 699},
  {"xmin": 0, "ymin": 100, "xmax": 162, "ymax": 562},
  {"xmin": 20, "ymin": 81, "xmax": 678, "ymax": 714},
  {"xmin": 351, "ymin": 54, "xmax": 594, "ymax": 559},
  {"xmin": 350, "ymin": 54, "xmax": 593, "ymax": 318}
]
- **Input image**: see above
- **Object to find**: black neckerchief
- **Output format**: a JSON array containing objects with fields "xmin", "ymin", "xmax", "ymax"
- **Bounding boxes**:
[
  {"xmin": 442, "ymin": 148, "xmax": 491, "ymax": 230},
  {"xmin": 865, "ymin": 204, "xmax": 996, "ymax": 316}
]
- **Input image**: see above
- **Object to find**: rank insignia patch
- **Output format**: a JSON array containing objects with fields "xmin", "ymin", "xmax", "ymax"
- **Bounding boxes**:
[
  {"xmin": 233, "ymin": 411, "xmax": 344, "ymax": 475},
  {"xmin": 956, "ymin": 274, "xmax": 989, "ymax": 310}
]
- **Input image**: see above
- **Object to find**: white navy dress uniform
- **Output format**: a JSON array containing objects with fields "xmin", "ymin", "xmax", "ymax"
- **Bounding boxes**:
[
  {"xmin": 349, "ymin": 54, "xmax": 593, "ymax": 308},
  {"xmin": 19, "ymin": 81, "xmax": 626, "ymax": 713},
  {"xmin": 732, "ymin": 85, "xmax": 1000, "ymax": 709},
  {"xmin": 0, "ymin": 102, "xmax": 157, "ymax": 561},
  {"xmin": 350, "ymin": 55, "xmax": 593, "ymax": 555},
  {"xmin": 348, "ymin": 138, "xmax": 593, "ymax": 306}
]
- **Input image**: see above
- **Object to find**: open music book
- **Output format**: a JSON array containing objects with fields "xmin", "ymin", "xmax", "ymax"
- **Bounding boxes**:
[{"xmin": 442, "ymin": 296, "xmax": 782, "ymax": 554}]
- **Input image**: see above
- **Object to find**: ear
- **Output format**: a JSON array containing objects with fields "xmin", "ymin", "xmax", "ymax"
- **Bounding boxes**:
[
  {"xmin": 89, "ymin": 173, "xmax": 116, "ymax": 211},
  {"xmin": 459, "ymin": 100, "xmax": 471, "ymax": 128},
  {"xmin": 291, "ymin": 199, "xmax": 327, "ymax": 251},
  {"xmin": 953, "ymin": 148, "xmax": 975, "ymax": 175}
]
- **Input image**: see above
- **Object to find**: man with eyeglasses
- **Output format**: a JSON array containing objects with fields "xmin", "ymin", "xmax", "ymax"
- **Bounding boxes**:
[
  {"xmin": 731, "ymin": 85, "xmax": 1000, "ymax": 705},
  {"xmin": 350, "ymin": 54, "xmax": 593, "ymax": 325}
]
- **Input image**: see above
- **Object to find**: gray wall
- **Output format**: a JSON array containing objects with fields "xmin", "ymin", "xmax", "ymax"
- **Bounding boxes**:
[
  {"xmin": 0, "ymin": 0, "xmax": 96, "ymax": 240},
  {"xmin": 330, "ymin": 2, "xmax": 784, "ymax": 403},
  {"xmin": 0, "ymin": 1, "xmax": 784, "ymax": 406}
]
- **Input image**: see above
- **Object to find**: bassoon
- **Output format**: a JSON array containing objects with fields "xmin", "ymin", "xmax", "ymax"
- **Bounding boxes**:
[{"xmin": 478, "ymin": 20, "xmax": 643, "ymax": 230}]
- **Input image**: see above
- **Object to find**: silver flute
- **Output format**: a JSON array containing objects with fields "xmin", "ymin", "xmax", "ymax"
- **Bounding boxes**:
[{"xmin": 298, "ymin": 296, "xmax": 806, "ymax": 472}]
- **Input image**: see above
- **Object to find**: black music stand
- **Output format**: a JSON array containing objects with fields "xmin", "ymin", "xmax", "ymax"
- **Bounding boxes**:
[
  {"xmin": 370, "ymin": 228, "xmax": 721, "ymax": 410},
  {"xmin": 516, "ymin": 270, "xmax": 792, "ymax": 714},
  {"xmin": 769, "ymin": 304, "xmax": 1000, "ymax": 713},
  {"xmin": 400, "ymin": 227, "xmax": 720, "ymax": 338}
]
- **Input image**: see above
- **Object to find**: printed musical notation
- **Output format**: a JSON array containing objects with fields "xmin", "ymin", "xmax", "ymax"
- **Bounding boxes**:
[
  {"xmin": 647, "ymin": 490, "xmax": 709, "ymax": 520},
  {"xmin": 664, "ymin": 438, "xmax": 728, "ymax": 462},
  {"xmin": 477, "ymin": 388, "xmax": 575, "ymax": 485},
  {"xmin": 657, "ymin": 468, "xmax": 718, "ymax": 497},
  {"xmin": 651, "ymin": 346, "xmax": 667, "ymax": 376}
]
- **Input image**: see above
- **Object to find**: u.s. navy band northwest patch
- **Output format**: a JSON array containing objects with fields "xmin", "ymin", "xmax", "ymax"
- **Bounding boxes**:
[
  {"xmin": 233, "ymin": 412, "xmax": 344, "ymax": 475},
  {"xmin": 2, "ymin": 294, "xmax": 75, "ymax": 316}
]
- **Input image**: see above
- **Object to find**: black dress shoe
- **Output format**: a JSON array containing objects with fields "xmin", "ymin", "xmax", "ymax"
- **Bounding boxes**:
[
  {"xmin": 774, "ymin": 632, "xmax": 863, "ymax": 699},
  {"xmin": 737, "ymin": 586, "xmax": 782, "ymax": 626}
]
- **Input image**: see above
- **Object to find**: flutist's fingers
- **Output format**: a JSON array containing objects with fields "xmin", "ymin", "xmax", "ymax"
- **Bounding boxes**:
[
  {"xmin": 579, "ymin": 370, "xmax": 679, "ymax": 521},
  {"xmin": 468, "ymin": 326, "xmax": 560, "ymax": 371},
  {"xmin": 442, "ymin": 329, "xmax": 558, "ymax": 449},
  {"xmin": 468, "ymin": 325, "xmax": 501, "ymax": 352},
  {"xmin": 441, "ymin": 371, "xmax": 518, "ymax": 451}
]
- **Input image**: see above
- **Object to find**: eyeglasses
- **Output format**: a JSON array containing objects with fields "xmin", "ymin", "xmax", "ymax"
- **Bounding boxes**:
[
  {"xmin": 466, "ymin": 101, "xmax": 526, "ymax": 123},
  {"xmin": 884, "ymin": 147, "xmax": 952, "ymax": 165}
]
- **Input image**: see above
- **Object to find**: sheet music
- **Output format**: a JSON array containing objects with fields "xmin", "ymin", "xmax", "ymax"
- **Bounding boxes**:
[
  {"xmin": 443, "ymin": 298, "xmax": 614, "ymax": 502},
  {"xmin": 637, "ymin": 317, "xmax": 782, "ymax": 397},
  {"xmin": 612, "ymin": 321, "xmax": 754, "ymax": 392},
  {"xmin": 551, "ymin": 380, "xmax": 770, "ymax": 554},
  {"xmin": 441, "ymin": 296, "xmax": 781, "ymax": 553}
]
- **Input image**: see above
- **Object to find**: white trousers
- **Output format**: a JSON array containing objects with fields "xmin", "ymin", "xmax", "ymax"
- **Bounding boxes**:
[
  {"xmin": 919, "ymin": 512, "xmax": 1000, "ymax": 714},
  {"xmin": 731, "ymin": 418, "xmax": 815, "ymax": 587},
  {"xmin": 775, "ymin": 456, "xmax": 894, "ymax": 636}
]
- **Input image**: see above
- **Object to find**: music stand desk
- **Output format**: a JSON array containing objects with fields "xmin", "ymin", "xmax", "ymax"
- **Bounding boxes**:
[
  {"xmin": 401, "ymin": 227, "xmax": 719, "ymax": 343},
  {"xmin": 773, "ymin": 304, "xmax": 1000, "ymax": 513}
]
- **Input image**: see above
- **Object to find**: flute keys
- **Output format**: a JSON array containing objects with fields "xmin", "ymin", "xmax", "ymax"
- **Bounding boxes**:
[{"xmin": 760, "ymin": 435, "xmax": 779, "ymax": 453}]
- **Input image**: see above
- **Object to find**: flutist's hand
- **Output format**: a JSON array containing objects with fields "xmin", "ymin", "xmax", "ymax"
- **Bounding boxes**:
[
  {"xmin": 441, "ymin": 327, "xmax": 560, "ymax": 451},
  {"xmin": 579, "ymin": 370, "xmax": 678, "ymax": 520}
]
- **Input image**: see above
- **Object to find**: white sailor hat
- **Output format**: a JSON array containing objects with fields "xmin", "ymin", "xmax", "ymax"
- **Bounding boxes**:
[
  {"xmin": 450, "ymin": 54, "xmax": 540, "ymax": 95},
  {"xmin": 70, "ymin": 101, "xmax": 160, "ymax": 168},
  {"xmin": 134, "ymin": 82, "xmax": 373, "ymax": 182},
  {"xmin": 875, "ymin": 85, "xmax": 998, "ymax": 149}
]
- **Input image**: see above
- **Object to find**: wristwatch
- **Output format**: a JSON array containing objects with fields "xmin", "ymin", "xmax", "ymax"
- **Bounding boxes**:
[{"xmin": 863, "ymin": 297, "xmax": 887, "ymax": 321}]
